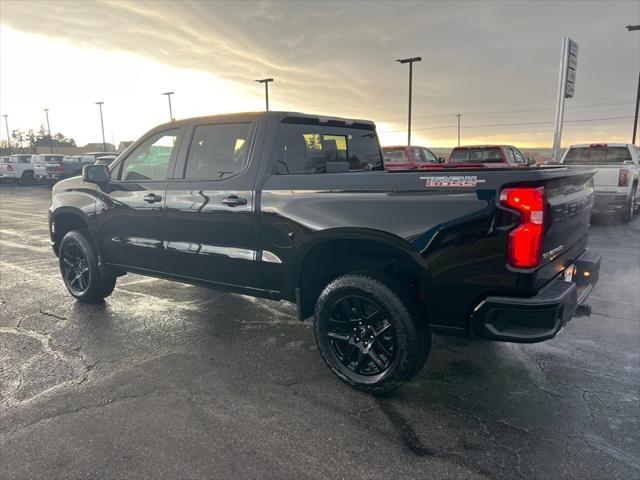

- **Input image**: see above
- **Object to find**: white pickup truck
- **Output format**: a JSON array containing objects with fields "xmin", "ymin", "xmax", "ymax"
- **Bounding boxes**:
[
  {"xmin": 560, "ymin": 143, "xmax": 640, "ymax": 222},
  {"xmin": 0, "ymin": 154, "xmax": 36, "ymax": 184}
]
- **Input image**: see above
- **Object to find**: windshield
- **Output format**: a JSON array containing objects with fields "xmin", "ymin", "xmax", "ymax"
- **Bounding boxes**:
[
  {"xmin": 563, "ymin": 147, "xmax": 632, "ymax": 165},
  {"xmin": 450, "ymin": 148, "xmax": 503, "ymax": 163},
  {"xmin": 383, "ymin": 149, "xmax": 406, "ymax": 163}
]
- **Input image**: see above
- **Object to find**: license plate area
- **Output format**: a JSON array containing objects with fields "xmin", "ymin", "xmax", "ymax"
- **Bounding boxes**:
[{"xmin": 563, "ymin": 264, "xmax": 576, "ymax": 282}]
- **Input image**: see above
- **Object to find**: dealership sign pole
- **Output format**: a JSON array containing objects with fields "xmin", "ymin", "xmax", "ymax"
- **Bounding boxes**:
[{"xmin": 552, "ymin": 37, "xmax": 578, "ymax": 163}]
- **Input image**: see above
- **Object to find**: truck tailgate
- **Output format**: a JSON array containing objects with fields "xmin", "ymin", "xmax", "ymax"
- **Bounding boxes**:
[
  {"xmin": 592, "ymin": 166, "xmax": 621, "ymax": 190},
  {"xmin": 535, "ymin": 169, "xmax": 595, "ymax": 289}
]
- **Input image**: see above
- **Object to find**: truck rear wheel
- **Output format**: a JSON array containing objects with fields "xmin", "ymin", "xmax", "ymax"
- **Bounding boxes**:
[
  {"xmin": 313, "ymin": 272, "xmax": 430, "ymax": 395},
  {"xmin": 19, "ymin": 170, "xmax": 34, "ymax": 185},
  {"xmin": 59, "ymin": 229, "xmax": 116, "ymax": 303},
  {"xmin": 621, "ymin": 185, "xmax": 637, "ymax": 223}
]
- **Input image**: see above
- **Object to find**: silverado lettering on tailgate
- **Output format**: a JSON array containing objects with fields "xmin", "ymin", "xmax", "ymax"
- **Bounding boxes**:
[{"xmin": 420, "ymin": 176, "xmax": 486, "ymax": 187}]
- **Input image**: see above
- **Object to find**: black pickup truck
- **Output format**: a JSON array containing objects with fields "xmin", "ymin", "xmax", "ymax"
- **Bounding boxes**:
[{"xmin": 49, "ymin": 111, "xmax": 601, "ymax": 393}]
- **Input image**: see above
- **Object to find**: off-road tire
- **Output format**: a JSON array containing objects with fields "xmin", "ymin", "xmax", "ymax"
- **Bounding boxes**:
[
  {"xmin": 59, "ymin": 229, "xmax": 116, "ymax": 302},
  {"xmin": 621, "ymin": 184, "xmax": 637, "ymax": 223},
  {"xmin": 19, "ymin": 170, "xmax": 34, "ymax": 186},
  {"xmin": 313, "ymin": 272, "xmax": 431, "ymax": 395}
]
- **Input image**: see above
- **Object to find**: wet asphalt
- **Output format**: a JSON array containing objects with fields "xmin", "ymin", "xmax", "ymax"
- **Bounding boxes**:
[{"xmin": 0, "ymin": 184, "xmax": 638, "ymax": 480}]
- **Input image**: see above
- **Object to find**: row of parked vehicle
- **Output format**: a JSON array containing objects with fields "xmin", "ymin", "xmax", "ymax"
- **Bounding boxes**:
[
  {"xmin": 382, "ymin": 144, "xmax": 535, "ymax": 171},
  {"xmin": 0, "ymin": 152, "xmax": 118, "ymax": 184},
  {"xmin": 382, "ymin": 143, "xmax": 640, "ymax": 222}
]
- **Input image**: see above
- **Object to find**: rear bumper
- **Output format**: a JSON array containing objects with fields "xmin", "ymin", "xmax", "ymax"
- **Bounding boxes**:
[
  {"xmin": 472, "ymin": 250, "xmax": 601, "ymax": 343},
  {"xmin": 592, "ymin": 192, "xmax": 629, "ymax": 213}
]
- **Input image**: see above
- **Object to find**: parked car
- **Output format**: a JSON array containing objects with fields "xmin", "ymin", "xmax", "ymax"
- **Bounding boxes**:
[
  {"xmin": 560, "ymin": 143, "xmax": 639, "ymax": 222},
  {"xmin": 49, "ymin": 111, "xmax": 600, "ymax": 393},
  {"xmin": 94, "ymin": 155, "xmax": 118, "ymax": 165},
  {"xmin": 0, "ymin": 154, "xmax": 36, "ymax": 184},
  {"xmin": 449, "ymin": 145, "xmax": 535, "ymax": 167},
  {"xmin": 33, "ymin": 154, "xmax": 65, "ymax": 180},
  {"xmin": 382, "ymin": 145, "xmax": 443, "ymax": 171},
  {"xmin": 42, "ymin": 155, "xmax": 95, "ymax": 181},
  {"xmin": 84, "ymin": 151, "xmax": 116, "ymax": 162}
]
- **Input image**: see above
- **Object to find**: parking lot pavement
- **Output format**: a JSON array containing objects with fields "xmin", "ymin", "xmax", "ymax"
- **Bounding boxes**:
[{"xmin": 0, "ymin": 184, "xmax": 638, "ymax": 480}]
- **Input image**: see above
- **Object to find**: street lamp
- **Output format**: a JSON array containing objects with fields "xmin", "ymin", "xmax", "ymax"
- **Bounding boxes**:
[
  {"xmin": 255, "ymin": 78, "xmax": 274, "ymax": 111},
  {"xmin": 43, "ymin": 108, "xmax": 53, "ymax": 153},
  {"xmin": 627, "ymin": 25, "xmax": 639, "ymax": 144},
  {"xmin": 396, "ymin": 56, "xmax": 422, "ymax": 146},
  {"xmin": 95, "ymin": 102, "xmax": 107, "ymax": 152},
  {"xmin": 2, "ymin": 115, "xmax": 10, "ymax": 154},
  {"xmin": 161, "ymin": 91, "xmax": 174, "ymax": 121}
]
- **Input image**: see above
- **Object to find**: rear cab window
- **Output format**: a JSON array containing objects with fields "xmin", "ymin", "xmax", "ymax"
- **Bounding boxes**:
[
  {"xmin": 276, "ymin": 123, "xmax": 382, "ymax": 174},
  {"xmin": 450, "ymin": 148, "xmax": 503, "ymax": 163},
  {"xmin": 563, "ymin": 146, "xmax": 633, "ymax": 165},
  {"xmin": 383, "ymin": 149, "xmax": 407, "ymax": 163}
]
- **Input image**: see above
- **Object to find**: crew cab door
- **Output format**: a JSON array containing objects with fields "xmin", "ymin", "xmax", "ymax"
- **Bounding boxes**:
[
  {"xmin": 163, "ymin": 120, "xmax": 261, "ymax": 289},
  {"xmin": 95, "ymin": 128, "xmax": 183, "ymax": 272}
]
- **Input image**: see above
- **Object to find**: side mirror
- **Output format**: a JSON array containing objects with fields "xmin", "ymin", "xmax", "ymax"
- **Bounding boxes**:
[
  {"xmin": 527, "ymin": 157, "xmax": 536, "ymax": 165},
  {"xmin": 82, "ymin": 164, "xmax": 110, "ymax": 184},
  {"xmin": 438, "ymin": 157, "xmax": 445, "ymax": 163}
]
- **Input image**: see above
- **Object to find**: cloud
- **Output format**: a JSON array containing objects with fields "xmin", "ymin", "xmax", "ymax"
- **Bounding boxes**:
[{"xmin": 1, "ymin": 0, "xmax": 638, "ymax": 146}]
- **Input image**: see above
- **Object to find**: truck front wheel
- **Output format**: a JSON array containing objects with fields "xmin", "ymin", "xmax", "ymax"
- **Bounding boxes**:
[
  {"xmin": 58, "ymin": 230, "xmax": 117, "ymax": 302},
  {"xmin": 313, "ymin": 272, "xmax": 430, "ymax": 394}
]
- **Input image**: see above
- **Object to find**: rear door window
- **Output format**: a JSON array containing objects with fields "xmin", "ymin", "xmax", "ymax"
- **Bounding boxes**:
[{"xmin": 183, "ymin": 123, "xmax": 253, "ymax": 180}]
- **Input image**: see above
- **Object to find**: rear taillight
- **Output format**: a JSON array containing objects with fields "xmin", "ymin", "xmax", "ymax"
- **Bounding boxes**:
[
  {"xmin": 59, "ymin": 163, "xmax": 64, "ymax": 172},
  {"xmin": 499, "ymin": 187, "xmax": 545, "ymax": 268},
  {"xmin": 618, "ymin": 169, "xmax": 629, "ymax": 187}
]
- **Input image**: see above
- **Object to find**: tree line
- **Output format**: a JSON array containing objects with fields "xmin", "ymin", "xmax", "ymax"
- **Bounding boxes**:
[{"xmin": 5, "ymin": 124, "xmax": 76, "ymax": 153}]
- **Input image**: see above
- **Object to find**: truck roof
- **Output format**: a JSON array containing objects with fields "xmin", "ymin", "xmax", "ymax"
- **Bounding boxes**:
[
  {"xmin": 150, "ymin": 111, "xmax": 376, "ymax": 132},
  {"xmin": 567, "ymin": 143, "xmax": 631, "ymax": 148},
  {"xmin": 451, "ymin": 145, "xmax": 516, "ymax": 149}
]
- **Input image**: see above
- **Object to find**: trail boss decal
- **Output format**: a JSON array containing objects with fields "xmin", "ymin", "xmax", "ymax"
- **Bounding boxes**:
[{"xmin": 420, "ymin": 176, "xmax": 485, "ymax": 187}]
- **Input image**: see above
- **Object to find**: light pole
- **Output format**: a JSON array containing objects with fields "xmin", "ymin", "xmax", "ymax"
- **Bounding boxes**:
[
  {"xmin": 396, "ymin": 56, "xmax": 422, "ymax": 146},
  {"xmin": 456, "ymin": 113, "xmax": 462, "ymax": 146},
  {"xmin": 95, "ymin": 102, "xmax": 107, "ymax": 152},
  {"xmin": 161, "ymin": 91, "xmax": 174, "ymax": 121},
  {"xmin": 2, "ymin": 115, "xmax": 10, "ymax": 154},
  {"xmin": 255, "ymin": 78, "xmax": 274, "ymax": 111},
  {"xmin": 627, "ymin": 25, "xmax": 639, "ymax": 144},
  {"xmin": 43, "ymin": 108, "xmax": 53, "ymax": 153}
]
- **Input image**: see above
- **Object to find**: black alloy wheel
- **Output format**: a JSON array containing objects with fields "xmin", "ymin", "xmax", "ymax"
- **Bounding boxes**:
[
  {"xmin": 58, "ymin": 229, "xmax": 117, "ymax": 302},
  {"xmin": 313, "ymin": 272, "xmax": 431, "ymax": 394},
  {"xmin": 325, "ymin": 295, "xmax": 397, "ymax": 376},
  {"xmin": 61, "ymin": 242, "xmax": 91, "ymax": 295}
]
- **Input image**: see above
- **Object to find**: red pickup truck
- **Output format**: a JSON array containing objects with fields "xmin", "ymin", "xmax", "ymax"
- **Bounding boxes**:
[
  {"xmin": 382, "ymin": 145, "xmax": 444, "ymax": 171},
  {"xmin": 449, "ymin": 145, "xmax": 535, "ymax": 168}
]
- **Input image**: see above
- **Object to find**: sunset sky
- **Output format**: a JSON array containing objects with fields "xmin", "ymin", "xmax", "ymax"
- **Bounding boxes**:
[{"xmin": 0, "ymin": 0, "xmax": 638, "ymax": 148}]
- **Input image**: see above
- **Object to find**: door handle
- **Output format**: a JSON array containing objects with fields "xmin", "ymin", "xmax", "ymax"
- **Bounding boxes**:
[
  {"xmin": 143, "ymin": 193, "xmax": 162, "ymax": 203},
  {"xmin": 222, "ymin": 195, "xmax": 248, "ymax": 207}
]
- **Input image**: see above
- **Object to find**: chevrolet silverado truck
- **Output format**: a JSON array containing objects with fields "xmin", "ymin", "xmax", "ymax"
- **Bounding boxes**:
[
  {"xmin": 560, "ymin": 143, "xmax": 639, "ymax": 222},
  {"xmin": 49, "ymin": 112, "xmax": 601, "ymax": 393}
]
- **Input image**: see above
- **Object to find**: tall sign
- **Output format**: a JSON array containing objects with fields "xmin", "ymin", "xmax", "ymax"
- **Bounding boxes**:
[{"xmin": 552, "ymin": 37, "xmax": 579, "ymax": 162}]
